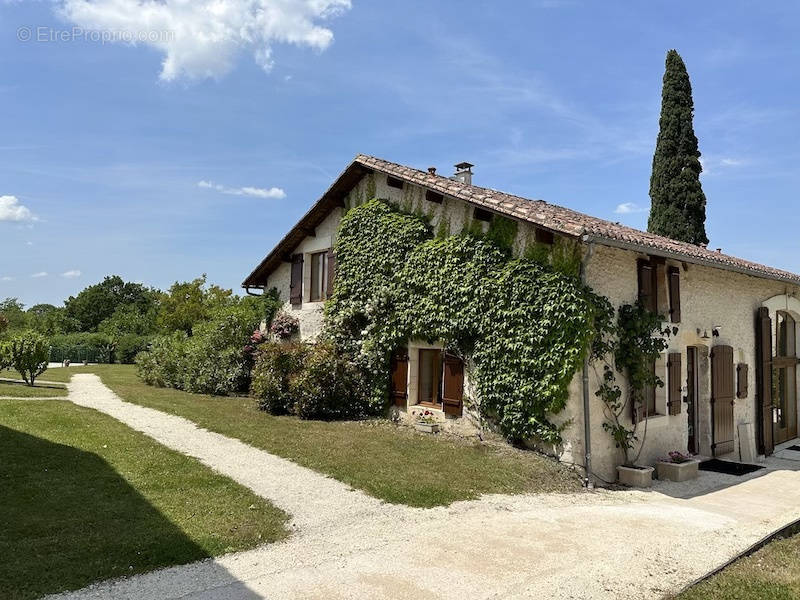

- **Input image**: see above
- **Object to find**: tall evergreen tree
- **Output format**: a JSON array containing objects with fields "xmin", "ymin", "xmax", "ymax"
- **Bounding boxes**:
[{"xmin": 648, "ymin": 50, "xmax": 709, "ymax": 246}]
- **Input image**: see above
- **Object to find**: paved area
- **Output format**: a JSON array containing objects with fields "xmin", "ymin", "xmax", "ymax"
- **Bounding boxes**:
[{"xmin": 48, "ymin": 374, "xmax": 800, "ymax": 600}]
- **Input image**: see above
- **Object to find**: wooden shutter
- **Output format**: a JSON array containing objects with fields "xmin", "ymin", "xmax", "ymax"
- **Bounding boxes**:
[
  {"xmin": 737, "ymin": 363, "xmax": 749, "ymax": 399},
  {"xmin": 668, "ymin": 266, "xmax": 681, "ymax": 323},
  {"xmin": 668, "ymin": 352, "xmax": 682, "ymax": 415},
  {"xmin": 289, "ymin": 254, "xmax": 303, "ymax": 306},
  {"xmin": 326, "ymin": 249, "xmax": 336, "ymax": 298},
  {"xmin": 756, "ymin": 307, "xmax": 774, "ymax": 456},
  {"xmin": 442, "ymin": 354, "xmax": 464, "ymax": 417},
  {"xmin": 390, "ymin": 349, "xmax": 408, "ymax": 407},
  {"xmin": 637, "ymin": 259, "xmax": 656, "ymax": 313},
  {"xmin": 711, "ymin": 345, "xmax": 735, "ymax": 456}
]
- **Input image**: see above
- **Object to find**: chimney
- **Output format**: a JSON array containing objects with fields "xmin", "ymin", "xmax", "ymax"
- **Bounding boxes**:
[
  {"xmin": 428, "ymin": 166, "xmax": 437, "ymax": 175},
  {"xmin": 453, "ymin": 162, "xmax": 474, "ymax": 185}
]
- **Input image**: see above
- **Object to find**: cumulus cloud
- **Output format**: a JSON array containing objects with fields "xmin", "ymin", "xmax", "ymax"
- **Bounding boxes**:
[
  {"xmin": 0, "ymin": 195, "xmax": 36, "ymax": 222},
  {"xmin": 58, "ymin": 0, "xmax": 351, "ymax": 81},
  {"xmin": 198, "ymin": 179, "xmax": 286, "ymax": 199},
  {"xmin": 614, "ymin": 202, "xmax": 647, "ymax": 214},
  {"xmin": 31, "ymin": 272, "xmax": 48, "ymax": 278},
  {"xmin": 61, "ymin": 270, "xmax": 82, "ymax": 278}
]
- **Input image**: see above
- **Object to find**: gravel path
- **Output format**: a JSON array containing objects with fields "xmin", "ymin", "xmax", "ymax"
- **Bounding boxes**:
[{"xmin": 48, "ymin": 374, "xmax": 800, "ymax": 600}]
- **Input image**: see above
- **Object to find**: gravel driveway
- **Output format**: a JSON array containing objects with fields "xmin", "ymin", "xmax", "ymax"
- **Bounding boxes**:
[{"xmin": 48, "ymin": 374, "xmax": 800, "ymax": 600}]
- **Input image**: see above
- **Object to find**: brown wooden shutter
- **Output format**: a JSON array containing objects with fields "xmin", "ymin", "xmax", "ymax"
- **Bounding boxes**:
[
  {"xmin": 668, "ymin": 266, "xmax": 681, "ymax": 323},
  {"xmin": 390, "ymin": 348, "xmax": 408, "ymax": 407},
  {"xmin": 711, "ymin": 345, "xmax": 735, "ymax": 456},
  {"xmin": 637, "ymin": 259, "xmax": 656, "ymax": 313},
  {"xmin": 289, "ymin": 254, "xmax": 303, "ymax": 306},
  {"xmin": 737, "ymin": 363, "xmax": 749, "ymax": 399},
  {"xmin": 326, "ymin": 249, "xmax": 336, "ymax": 299},
  {"xmin": 668, "ymin": 352, "xmax": 682, "ymax": 415},
  {"xmin": 756, "ymin": 307, "xmax": 774, "ymax": 456},
  {"xmin": 442, "ymin": 353, "xmax": 464, "ymax": 417}
]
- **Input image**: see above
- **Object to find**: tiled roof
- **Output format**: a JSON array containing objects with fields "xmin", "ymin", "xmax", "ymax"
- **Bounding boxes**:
[
  {"xmin": 355, "ymin": 154, "xmax": 800, "ymax": 286},
  {"xmin": 242, "ymin": 154, "xmax": 800, "ymax": 287}
]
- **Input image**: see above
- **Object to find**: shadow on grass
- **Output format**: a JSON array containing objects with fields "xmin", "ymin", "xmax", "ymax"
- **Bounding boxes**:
[{"xmin": 0, "ymin": 425, "xmax": 261, "ymax": 600}]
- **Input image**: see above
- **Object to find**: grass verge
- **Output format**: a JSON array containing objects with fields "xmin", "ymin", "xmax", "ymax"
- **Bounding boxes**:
[
  {"xmin": 83, "ymin": 364, "xmax": 580, "ymax": 507},
  {"xmin": 0, "ymin": 397, "xmax": 288, "ymax": 600},
  {"xmin": 0, "ymin": 380, "xmax": 68, "ymax": 397},
  {"xmin": 676, "ymin": 531, "xmax": 800, "ymax": 600}
]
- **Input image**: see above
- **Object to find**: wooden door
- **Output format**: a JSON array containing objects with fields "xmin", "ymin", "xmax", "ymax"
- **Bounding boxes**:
[
  {"xmin": 773, "ymin": 364, "xmax": 797, "ymax": 444},
  {"xmin": 686, "ymin": 347, "xmax": 699, "ymax": 454},
  {"xmin": 711, "ymin": 345, "xmax": 735, "ymax": 456},
  {"xmin": 756, "ymin": 307, "xmax": 774, "ymax": 455},
  {"xmin": 390, "ymin": 349, "xmax": 408, "ymax": 407},
  {"xmin": 442, "ymin": 354, "xmax": 464, "ymax": 417}
]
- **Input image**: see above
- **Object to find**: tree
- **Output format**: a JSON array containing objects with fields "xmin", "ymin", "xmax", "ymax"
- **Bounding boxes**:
[
  {"xmin": 9, "ymin": 331, "xmax": 49, "ymax": 386},
  {"xmin": 64, "ymin": 275, "xmax": 158, "ymax": 332},
  {"xmin": 0, "ymin": 298, "xmax": 27, "ymax": 333},
  {"xmin": 647, "ymin": 49, "xmax": 709, "ymax": 246},
  {"xmin": 157, "ymin": 275, "xmax": 233, "ymax": 336}
]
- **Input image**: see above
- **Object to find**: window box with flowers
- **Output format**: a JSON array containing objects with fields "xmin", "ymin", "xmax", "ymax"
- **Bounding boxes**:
[
  {"xmin": 656, "ymin": 451, "xmax": 699, "ymax": 482},
  {"xmin": 412, "ymin": 408, "xmax": 440, "ymax": 434}
]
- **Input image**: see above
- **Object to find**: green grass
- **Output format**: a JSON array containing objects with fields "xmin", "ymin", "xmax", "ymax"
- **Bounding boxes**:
[
  {"xmin": 1, "ymin": 367, "xmax": 78, "ymax": 383},
  {"xmin": 0, "ymin": 398, "xmax": 288, "ymax": 600},
  {"xmin": 677, "ymin": 532, "xmax": 800, "ymax": 600},
  {"xmin": 0, "ymin": 380, "xmax": 68, "ymax": 397},
  {"xmin": 83, "ymin": 364, "xmax": 580, "ymax": 507}
]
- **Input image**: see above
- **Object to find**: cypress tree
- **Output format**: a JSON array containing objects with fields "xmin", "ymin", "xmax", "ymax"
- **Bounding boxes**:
[{"xmin": 647, "ymin": 50, "xmax": 709, "ymax": 246}]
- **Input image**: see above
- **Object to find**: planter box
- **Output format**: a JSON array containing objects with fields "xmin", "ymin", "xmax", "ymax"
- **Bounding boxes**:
[
  {"xmin": 414, "ymin": 422, "xmax": 440, "ymax": 434},
  {"xmin": 617, "ymin": 465, "xmax": 654, "ymax": 488},
  {"xmin": 656, "ymin": 459, "xmax": 699, "ymax": 482}
]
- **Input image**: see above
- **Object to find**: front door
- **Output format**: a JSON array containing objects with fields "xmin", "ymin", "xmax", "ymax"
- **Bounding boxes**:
[
  {"xmin": 686, "ymin": 347, "xmax": 699, "ymax": 454},
  {"xmin": 774, "ymin": 311, "xmax": 799, "ymax": 445},
  {"xmin": 418, "ymin": 349, "xmax": 443, "ymax": 406},
  {"xmin": 711, "ymin": 345, "xmax": 735, "ymax": 456}
]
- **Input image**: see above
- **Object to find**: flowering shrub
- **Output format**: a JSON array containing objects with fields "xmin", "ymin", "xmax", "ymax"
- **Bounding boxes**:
[
  {"xmin": 270, "ymin": 312, "xmax": 299, "ymax": 340},
  {"xmin": 663, "ymin": 450, "xmax": 693, "ymax": 464},
  {"xmin": 250, "ymin": 342, "xmax": 308, "ymax": 414},
  {"xmin": 411, "ymin": 408, "xmax": 437, "ymax": 424}
]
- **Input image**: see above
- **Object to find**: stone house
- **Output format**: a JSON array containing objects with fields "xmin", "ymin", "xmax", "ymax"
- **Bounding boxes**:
[{"xmin": 243, "ymin": 154, "xmax": 800, "ymax": 484}]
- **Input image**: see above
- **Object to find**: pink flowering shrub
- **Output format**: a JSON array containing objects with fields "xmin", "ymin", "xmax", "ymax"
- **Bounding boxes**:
[{"xmin": 270, "ymin": 312, "xmax": 300, "ymax": 340}]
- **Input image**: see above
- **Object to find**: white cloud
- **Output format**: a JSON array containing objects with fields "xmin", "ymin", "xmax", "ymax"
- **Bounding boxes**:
[
  {"xmin": 31, "ymin": 272, "xmax": 48, "ymax": 278},
  {"xmin": 0, "ymin": 195, "xmax": 36, "ymax": 222},
  {"xmin": 614, "ymin": 202, "xmax": 647, "ymax": 214},
  {"xmin": 1, "ymin": 276, "xmax": 14, "ymax": 282},
  {"xmin": 197, "ymin": 180, "xmax": 286, "ymax": 199},
  {"xmin": 61, "ymin": 270, "xmax": 82, "ymax": 279},
  {"xmin": 58, "ymin": 0, "xmax": 351, "ymax": 81}
]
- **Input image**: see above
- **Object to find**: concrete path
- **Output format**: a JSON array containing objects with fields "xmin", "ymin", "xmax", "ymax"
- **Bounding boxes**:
[{"xmin": 50, "ymin": 374, "xmax": 800, "ymax": 600}]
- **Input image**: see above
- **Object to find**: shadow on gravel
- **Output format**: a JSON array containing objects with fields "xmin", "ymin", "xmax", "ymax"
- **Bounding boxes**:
[{"xmin": 0, "ymin": 425, "xmax": 261, "ymax": 600}]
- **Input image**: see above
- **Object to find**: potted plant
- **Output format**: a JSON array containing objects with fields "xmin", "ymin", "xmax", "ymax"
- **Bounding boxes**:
[
  {"xmin": 656, "ymin": 451, "xmax": 699, "ymax": 482},
  {"xmin": 594, "ymin": 303, "xmax": 671, "ymax": 488},
  {"xmin": 413, "ymin": 409, "xmax": 440, "ymax": 434}
]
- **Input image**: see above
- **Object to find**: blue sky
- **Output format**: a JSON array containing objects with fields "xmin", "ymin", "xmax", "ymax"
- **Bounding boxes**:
[{"xmin": 1, "ymin": 1, "xmax": 799, "ymax": 307}]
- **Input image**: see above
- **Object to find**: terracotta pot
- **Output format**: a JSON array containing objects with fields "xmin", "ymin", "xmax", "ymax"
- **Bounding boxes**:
[{"xmin": 617, "ymin": 465, "xmax": 654, "ymax": 488}]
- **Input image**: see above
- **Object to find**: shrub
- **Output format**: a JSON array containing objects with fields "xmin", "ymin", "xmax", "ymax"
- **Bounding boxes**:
[
  {"xmin": 269, "ymin": 311, "xmax": 299, "ymax": 340},
  {"xmin": 290, "ymin": 343, "xmax": 370, "ymax": 420},
  {"xmin": 0, "ymin": 341, "xmax": 10, "ymax": 370},
  {"xmin": 116, "ymin": 334, "xmax": 152, "ymax": 364},
  {"xmin": 136, "ymin": 332, "xmax": 188, "ymax": 388},
  {"xmin": 251, "ymin": 342, "xmax": 308, "ymax": 414},
  {"xmin": 9, "ymin": 331, "xmax": 49, "ymax": 386}
]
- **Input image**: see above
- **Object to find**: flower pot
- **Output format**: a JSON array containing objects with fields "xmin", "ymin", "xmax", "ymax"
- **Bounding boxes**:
[
  {"xmin": 656, "ymin": 459, "xmax": 699, "ymax": 482},
  {"xmin": 414, "ymin": 422, "xmax": 440, "ymax": 434},
  {"xmin": 617, "ymin": 465, "xmax": 654, "ymax": 488}
]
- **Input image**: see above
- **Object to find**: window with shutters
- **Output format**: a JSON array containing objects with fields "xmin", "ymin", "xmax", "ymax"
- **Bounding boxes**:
[
  {"xmin": 309, "ymin": 251, "xmax": 328, "ymax": 302},
  {"xmin": 407, "ymin": 346, "xmax": 465, "ymax": 417},
  {"xmin": 418, "ymin": 349, "xmax": 443, "ymax": 406},
  {"xmin": 637, "ymin": 257, "xmax": 677, "ymax": 319},
  {"xmin": 668, "ymin": 266, "xmax": 681, "ymax": 323}
]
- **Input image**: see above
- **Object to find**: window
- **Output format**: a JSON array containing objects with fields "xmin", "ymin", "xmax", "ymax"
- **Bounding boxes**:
[
  {"xmin": 473, "ymin": 207, "xmax": 493, "ymax": 222},
  {"xmin": 534, "ymin": 228, "xmax": 554, "ymax": 245},
  {"xmin": 777, "ymin": 311, "xmax": 796, "ymax": 357},
  {"xmin": 418, "ymin": 349, "xmax": 443, "ymax": 405},
  {"xmin": 387, "ymin": 175, "xmax": 404, "ymax": 189},
  {"xmin": 425, "ymin": 190, "xmax": 444, "ymax": 204},
  {"xmin": 309, "ymin": 251, "xmax": 328, "ymax": 302}
]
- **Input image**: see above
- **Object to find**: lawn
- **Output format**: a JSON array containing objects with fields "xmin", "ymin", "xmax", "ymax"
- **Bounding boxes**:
[
  {"xmin": 1, "ymin": 366, "xmax": 77, "ymax": 383},
  {"xmin": 0, "ymin": 380, "xmax": 67, "ymax": 397},
  {"xmin": 82, "ymin": 364, "xmax": 580, "ymax": 507},
  {"xmin": 677, "ymin": 531, "xmax": 800, "ymax": 600},
  {"xmin": 0, "ymin": 397, "xmax": 288, "ymax": 600}
]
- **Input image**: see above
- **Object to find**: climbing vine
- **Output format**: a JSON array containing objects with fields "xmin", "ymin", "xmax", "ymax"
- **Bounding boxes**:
[
  {"xmin": 593, "ymin": 302, "xmax": 672, "ymax": 465},
  {"xmin": 324, "ymin": 198, "xmax": 613, "ymax": 443}
]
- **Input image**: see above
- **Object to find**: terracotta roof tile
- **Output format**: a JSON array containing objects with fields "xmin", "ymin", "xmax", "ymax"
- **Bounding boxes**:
[{"xmin": 356, "ymin": 154, "xmax": 800, "ymax": 285}]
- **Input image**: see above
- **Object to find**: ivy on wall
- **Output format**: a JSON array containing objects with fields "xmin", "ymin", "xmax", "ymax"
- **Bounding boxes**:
[{"xmin": 324, "ymin": 198, "xmax": 613, "ymax": 443}]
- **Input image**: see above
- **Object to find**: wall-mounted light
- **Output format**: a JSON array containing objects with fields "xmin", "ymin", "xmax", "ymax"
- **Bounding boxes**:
[
  {"xmin": 712, "ymin": 326, "xmax": 722, "ymax": 338},
  {"xmin": 696, "ymin": 328, "xmax": 710, "ymax": 340}
]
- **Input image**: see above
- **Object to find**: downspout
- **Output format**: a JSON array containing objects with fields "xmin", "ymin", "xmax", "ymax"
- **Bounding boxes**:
[{"xmin": 580, "ymin": 239, "xmax": 595, "ymax": 490}]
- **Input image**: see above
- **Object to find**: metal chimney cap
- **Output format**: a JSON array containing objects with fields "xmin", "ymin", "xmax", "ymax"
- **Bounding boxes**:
[{"xmin": 454, "ymin": 161, "xmax": 474, "ymax": 171}]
